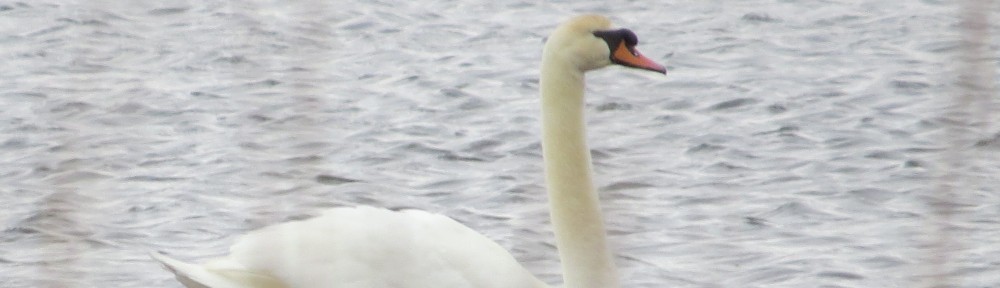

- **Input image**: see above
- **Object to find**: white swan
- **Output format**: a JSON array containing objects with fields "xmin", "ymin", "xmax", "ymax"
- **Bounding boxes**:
[{"xmin": 152, "ymin": 14, "xmax": 666, "ymax": 288}]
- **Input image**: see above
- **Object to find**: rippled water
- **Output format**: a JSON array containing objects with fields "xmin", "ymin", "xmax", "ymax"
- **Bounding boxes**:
[{"xmin": 2, "ymin": 0, "xmax": 999, "ymax": 287}]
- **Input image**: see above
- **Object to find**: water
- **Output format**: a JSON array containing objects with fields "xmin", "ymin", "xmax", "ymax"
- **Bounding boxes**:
[{"xmin": 1, "ymin": 1, "xmax": 998, "ymax": 287}]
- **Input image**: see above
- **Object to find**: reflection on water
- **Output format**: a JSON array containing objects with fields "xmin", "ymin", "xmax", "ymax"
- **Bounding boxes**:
[{"xmin": 0, "ymin": 0, "xmax": 997, "ymax": 287}]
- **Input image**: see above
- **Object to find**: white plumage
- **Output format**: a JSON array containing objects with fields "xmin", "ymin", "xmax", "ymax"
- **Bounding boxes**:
[{"xmin": 154, "ymin": 207, "xmax": 545, "ymax": 288}]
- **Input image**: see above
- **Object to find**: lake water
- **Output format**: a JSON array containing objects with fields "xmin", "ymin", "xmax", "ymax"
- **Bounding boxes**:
[{"xmin": 1, "ymin": 0, "xmax": 998, "ymax": 287}]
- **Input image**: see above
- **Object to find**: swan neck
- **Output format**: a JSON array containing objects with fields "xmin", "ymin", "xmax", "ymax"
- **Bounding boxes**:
[{"xmin": 540, "ymin": 55, "xmax": 620, "ymax": 288}]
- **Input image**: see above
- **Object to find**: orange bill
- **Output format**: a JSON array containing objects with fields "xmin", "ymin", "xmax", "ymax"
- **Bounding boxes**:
[{"xmin": 612, "ymin": 42, "xmax": 666, "ymax": 74}]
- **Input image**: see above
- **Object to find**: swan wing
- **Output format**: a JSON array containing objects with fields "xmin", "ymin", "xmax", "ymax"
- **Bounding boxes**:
[
  {"xmin": 151, "ymin": 252, "xmax": 286, "ymax": 288},
  {"xmin": 153, "ymin": 206, "xmax": 547, "ymax": 288}
]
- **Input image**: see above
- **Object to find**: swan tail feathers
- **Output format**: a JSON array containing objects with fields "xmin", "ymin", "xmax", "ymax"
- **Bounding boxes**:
[{"xmin": 150, "ymin": 252, "xmax": 286, "ymax": 288}]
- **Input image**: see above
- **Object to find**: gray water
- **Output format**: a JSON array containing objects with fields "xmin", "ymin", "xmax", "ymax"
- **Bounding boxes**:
[{"xmin": 2, "ymin": 0, "xmax": 999, "ymax": 287}]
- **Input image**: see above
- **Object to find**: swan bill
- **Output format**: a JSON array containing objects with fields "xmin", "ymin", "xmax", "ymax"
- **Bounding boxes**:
[
  {"xmin": 593, "ymin": 28, "xmax": 666, "ymax": 74},
  {"xmin": 610, "ymin": 42, "xmax": 666, "ymax": 74}
]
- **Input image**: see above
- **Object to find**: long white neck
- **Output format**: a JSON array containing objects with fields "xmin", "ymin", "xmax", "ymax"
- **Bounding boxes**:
[{"xmin": 540, "ymin": 52, "xmax": 620, "ymax": 288}]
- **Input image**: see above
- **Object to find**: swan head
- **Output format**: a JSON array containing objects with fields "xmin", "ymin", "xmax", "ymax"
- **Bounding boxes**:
[{"xmin": 544, "ymin": 14, "xmax": 666, "ymax": 74}]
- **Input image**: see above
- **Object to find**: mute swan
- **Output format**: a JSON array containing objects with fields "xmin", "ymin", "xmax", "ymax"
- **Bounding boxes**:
[{"xmin": 152, "ymin": 14, "xmax": 666, "ymax": 288}]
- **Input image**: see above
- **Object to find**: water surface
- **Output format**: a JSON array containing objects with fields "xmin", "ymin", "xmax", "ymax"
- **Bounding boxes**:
[{"xmin": 1, "ymin": 1, "xmax": 998, "ymax": 287}]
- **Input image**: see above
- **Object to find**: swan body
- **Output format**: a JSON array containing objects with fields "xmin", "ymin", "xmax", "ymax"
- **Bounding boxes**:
[
  {"xmin": 152, "ymin": 207, "xmax": 545, "ymax": 288},
  {"xmin": 153, "ymin": 14, "xmax": 665, "ymax": 288}
]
